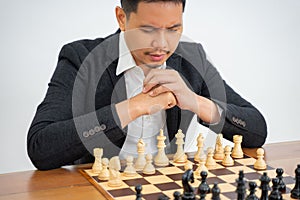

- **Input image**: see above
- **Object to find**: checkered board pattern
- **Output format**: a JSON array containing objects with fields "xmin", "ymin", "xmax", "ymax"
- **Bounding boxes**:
[{"xmin": 80, "ymin": 156, "xmax": 295, "ymax": 200}]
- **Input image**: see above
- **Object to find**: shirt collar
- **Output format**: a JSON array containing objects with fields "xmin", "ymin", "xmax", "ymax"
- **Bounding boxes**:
[
  {"xmin": 116, "ymin": 32, "xmax": 136, "ymax": 76},
  {"xmin": 116, "ymin": 31, "xmax": 167, "ymax": 76}
]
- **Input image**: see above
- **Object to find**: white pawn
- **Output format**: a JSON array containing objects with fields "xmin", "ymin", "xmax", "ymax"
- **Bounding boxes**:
[
  {"xmin": 232, "ymin": 135, "xmax": 244, "ymax": 158},
  {"xmin": 222, "ymin": 145, "xmax": 234, "ymax": 166},
  {"xmin": 143, "ymin": 154, "xmax": 156, "ymax": 175},
  {"xmin": 92, "ymin": 148, "xmax": 103, "ymax": 174},
  {"xmin": 154, "ymin": 129, "xmax": 169, "ymax": 167},
  {"xmin": 194, "ymin": 133, "xmax": 205, "ymax": 163},
  {"xmin": 134, "ymin": 138, "xmax": 146, "ymax": 171},
  {"xmin": 205, "ymin": 147, "xmax": 217, "ymax": 168},
  {"xmin": 98, "ymin": 158, "xmax": 109, "ymax": 181},
  {"xmin": 108, "ymin": 156, "xmax": 122, "ymax": 187},
  {"xmin": 173, "ymin": 129, "xmax": 187, "ymax": 163},
  {"xmin": 213, "ymin": 134, "xmax": 224, "ymax": 160},
  {"xmin": 184, "ymin": 162, "xmax": 193, "ymax": 171},
  {"xmin": 254, "ymin": 148, "xmax": 267, "ymax": 170},
  {"xmin": 124, "ymin": 156, "xmax": 137, "ymax": 177},
  {"xmin": 195, "ymin": 155, "xmax": 208, "ymax": 176}
]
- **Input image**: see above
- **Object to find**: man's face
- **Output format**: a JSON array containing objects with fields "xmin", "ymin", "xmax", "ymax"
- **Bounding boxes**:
[{"xmin": 117, "ymin": 2, "xmax": 183, "ymax": 68}]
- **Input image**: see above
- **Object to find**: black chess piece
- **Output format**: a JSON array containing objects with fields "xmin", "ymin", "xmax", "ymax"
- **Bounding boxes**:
[
  {"xmin": 259, "ymin": 172, "xmax": 271, "ymax": 200},
  {"xmin": 268, "ymin": 178, "xmax": 282, "ymax": 200},
  {"xmin": 182, "ymin": 169, "xmax": 196, "ymax": 200},
  {"xmin": 236, "ymin": 170, "xmax": 246, "ymax": 200},
  {"xmin": 198, "ymin": 171, "xmax": 210, "ymax": 200},
  {"xmin": 291, "ymin": 164, "xmax": 300, "ymax": 199},
  {"xmin": 211, "ymin": 182, "xmax": 221, "ymax": 200},
  {"xmin": 246, "ymin": 181, "xmax": 259, "ymax": 200},
  {"xmin": 158, "ymin": 194, "xmax": 170, "ymax": 200},
  {"xmin": 275, "ymin": 168, "xmax": 286, "ymax": 193},
  {"xmin": 135, "ymin": 184, "xmax": 142, "ymax": 200},
  {"xmin": 173, "ymin": 191, "xmax": 181, "ymax": 200}
]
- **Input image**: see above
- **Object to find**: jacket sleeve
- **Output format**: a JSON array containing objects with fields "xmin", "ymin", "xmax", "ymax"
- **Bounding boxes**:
[
  {"xmin": 27, "ymin": 42, "xmax": 124, "ymax": 170},
  {"xmin": 197, "ymin": 44, "xmax": 267, "ymax": 148}
]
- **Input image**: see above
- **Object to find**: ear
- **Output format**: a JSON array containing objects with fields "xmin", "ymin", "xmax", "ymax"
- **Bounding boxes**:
[{"xmin": 115, "ymin": 6, "xmax": 127, "ymax": 31}]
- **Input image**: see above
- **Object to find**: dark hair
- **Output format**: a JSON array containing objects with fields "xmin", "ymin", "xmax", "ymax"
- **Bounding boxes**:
[{"xmin": 120, "ymin": 0, "xmax": 186, "ymax": 16}]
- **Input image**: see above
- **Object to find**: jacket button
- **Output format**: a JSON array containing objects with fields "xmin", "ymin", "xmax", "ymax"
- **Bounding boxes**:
[
  {"xmin": 89, "ymin": 129, "xmax": 95, "ymax": 136},
  {"xmin": 94, "ymin": 126, "xmax": 101, "ymax": 132},
  {"xmin": 100, "ymin": 124, "xmax": 107, "ymax": 131},
  {"xmin": 83, "ymin": 131, "xmax": 89, "ymax": 138}
]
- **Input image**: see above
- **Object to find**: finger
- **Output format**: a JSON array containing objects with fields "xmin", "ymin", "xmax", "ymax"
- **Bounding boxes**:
[
  {"xmin": 149, "ymin": 85, "xmax": 171, "ymax": 96},
  {"xmin": 143, "ymin": 70, "xmax": 176, "ymax": 93}
]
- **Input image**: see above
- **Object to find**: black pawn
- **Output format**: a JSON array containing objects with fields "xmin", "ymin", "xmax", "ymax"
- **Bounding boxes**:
[
  {"xmin": 198, "ymin": 171, "xmax": 210, "ymax": 200},
  {"xmin": 259, "ymin": 172, "xmax": 271, "ymax": 200},
  {"xmin": 174, "ymin": 191, "xmax": 181, "ymax": 200},
  {"xmin": 268, "ymin": 178, "xmax": 282, "ymax": 200},
  {"xmin": 275, "ymin": 168, "xmax": 286, "ymax": 193},
  {"xmin": 291, "ymin": 164, "xmax": 300, "ymax": 199},
  {"xmin": 211, "ymin": 182, "xmax": 221, "ymax": 200},
  {"xmin": 135, "ymin": 184, "xmax": 142, "ymax": 200},
  {"xmin": 236, "ymin": 170, "xmax": 246, "ymax": 200},
  {"xmin": 246, "ymin": 181, "xmax": 259, "ymax": 200}
]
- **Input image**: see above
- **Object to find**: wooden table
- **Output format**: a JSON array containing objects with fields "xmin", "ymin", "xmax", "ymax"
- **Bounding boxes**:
[{"xmin": 0, "ymin": 141, "xmax": 299, "ymax": 200}]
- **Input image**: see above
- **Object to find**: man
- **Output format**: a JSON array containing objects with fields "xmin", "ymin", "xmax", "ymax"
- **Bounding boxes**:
[{"xmin": 27, "ymin": 0, "xmax": 267, "ymax": 170}]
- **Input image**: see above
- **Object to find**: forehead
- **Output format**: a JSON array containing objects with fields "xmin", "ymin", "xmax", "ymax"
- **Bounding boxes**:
[{"xmin": 128, "ymin": 1, "xmax": 183, "ymax": 28}]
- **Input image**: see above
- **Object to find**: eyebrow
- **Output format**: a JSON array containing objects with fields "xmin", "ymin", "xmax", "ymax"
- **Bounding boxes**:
[{"xmin": 140, "ymin": 23, "xmax": 182, "ymax": 30}]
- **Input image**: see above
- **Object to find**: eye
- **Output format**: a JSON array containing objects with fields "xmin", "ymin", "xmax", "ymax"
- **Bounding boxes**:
[{"xmin": 140, "ymin": 27, "xmax": 156, "ymax": 33}]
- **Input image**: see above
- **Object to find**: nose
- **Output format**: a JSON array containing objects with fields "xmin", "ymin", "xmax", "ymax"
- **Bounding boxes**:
[{"xmin": 151, "ymin": 30, "xmax": 167, "ymax": 49}]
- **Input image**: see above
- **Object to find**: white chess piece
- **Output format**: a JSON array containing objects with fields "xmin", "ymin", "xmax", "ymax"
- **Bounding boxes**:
[
  {"xmin": 232, "ymin": 135, "xmax": 244, "ymax": 158},
  {"xmin": 143, "ymin": 154, "xmax": 156, "ymax": 175},
  {"xmin": 173, "ymin": 129, "xmax": 187, "ymax": 163},
  {"xmin": 222, "ymin": 145, "xmax": 234, "ymax": 166},
  {"xmin": 134, "ymin": 138, "xmax": 146, "ymax": 171},
  {"xmin": 194, "ymin": 133, "xmax": 205, "ymax": 163},
  {"xmin": 154, "ymin": 129, "xmax": 169, "ymax": 167},
  {"xmin": 195, "ymin": 155, "xmax": 208, "ymax": 176},
  {"xmin": 124, "ymin": 156, "xmax": 137, "ymax": 177},
  {"xmin": 92, "ymin": 148, "xmax": 103, "ymax": 174},
  {"xmin": 98, "ymin": 158, "xmax": 109, "ymax": 181},
  {"xmin": 254, "ymin": 148, "xmax": 267, "ymax": 170},
  {"xmin": 205, "ymin": 147, "xmax": 217, "ymax": 168},
  {"xmin": 108, "ymin": 156, "xmax": 122, "ymax": 187},
  {"xmin": 213, "ymin": 134, "xmax": 224, "ymax": 160}
]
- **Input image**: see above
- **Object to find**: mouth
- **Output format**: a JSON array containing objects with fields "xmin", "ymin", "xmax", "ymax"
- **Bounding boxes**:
[{"xmin": 149, "ymin": 54, "xmax": 166, "ymax": 62}]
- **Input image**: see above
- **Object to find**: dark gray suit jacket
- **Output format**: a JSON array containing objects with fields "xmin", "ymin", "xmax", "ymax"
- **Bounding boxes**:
[{"xmin": 27, "ymin": 31, "xmax": 267, "ymax": 170}]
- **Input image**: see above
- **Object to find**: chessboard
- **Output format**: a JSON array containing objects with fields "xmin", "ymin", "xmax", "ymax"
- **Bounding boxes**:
[{"xmin": 79, "ymin": 155, "xmax": 295, "ymax": 200}]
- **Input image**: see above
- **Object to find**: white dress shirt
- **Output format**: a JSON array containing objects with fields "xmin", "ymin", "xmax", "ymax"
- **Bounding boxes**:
[{"xmin": 116, "ymin": 32, "xmax": 168, "ymax": 160}]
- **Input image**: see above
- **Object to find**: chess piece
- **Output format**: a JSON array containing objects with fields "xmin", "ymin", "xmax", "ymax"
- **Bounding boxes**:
[
  {"xmin": 154, "ymin": 129, "xmax": 169, "ymax": 167},
  {"xmin": 211, "ymin": 182, "xmax": 221, "ymax": 200},
  {"xmin": 236, "ymin": 170, "xmax": 246, "ymax": 200},
  {"xmin": 194, "ymin": 133, "xmax": 205, "ymax": 162},
  {"xmin": 98, "ymin": 158, "xmax": 109, "ymax": 181},
  {"xmin": 158, "ymin": 195, "xmax": 170, "ymax": 200},
  {"xmin": 135, "ymin": 184, "xmax": 142, "ymax": 200},
  {"xmin": 260, "ymin": 172, "xmax": 271, "ymax": 200},
  {"xmin": 198, "ymin": 171, "xmax": 210, "ymax": 200},
  {"xmin": 231, "ymin": 135, "xmax": 244, "ymax": 158},
  {"xmin": 195, "ymin": 155, "xmax": 208, "ymax": 176},
  {"xmin": 124, "ymin": 156, "xmax": 137, "ymax": 177},
  {"xmin": 108, "ymin": 156, "xmax": 122, "ymax": 187},
  {"xmin": 254, "ymin": 148, "xmax": 267, "ymax": 170},
  {"xmin": 173, "ymin": 191, "xmax": 181, "ymax": 200},
  {"xmin": 268, "ymin": 178, "xmax": 283, "ymax": 200},
  {"xmin": 291, "ymin": 164, "xmax": 300, "ymax": 199},
  {"xmin": 134, "ymin": 138, "xmax": 146, "ymax": 171},
  {"xmin": 222, "ymin": 145, "xmax": 234, "ymax": 166},
  {"xmin": 92, "ymin": 148, "xmax": 103, "ymax": 174},
  {"xmin": 143, "ymin": 154, "xmax": 156, "ymax": 175},
  {"xmin": 275, "ymin": 168, "xmax": 286, "ymax": 192},
  {"xmin": 173, "ymin": 129, "xmax": 188, "ymax": 163},
  {"xmin": 213, "ymin": 133, "xmax": 224, "ymax": 160},
  {"xmin": 205, "ymin": 147, "xmax": 217, "ymax": 168},
  {"xmin": 182, "ymin": 169, "xmax": 196, "ymax": 200},
  {"xmin": 246, "ymin": 181, "xmax": 259, "ymax": 200}
]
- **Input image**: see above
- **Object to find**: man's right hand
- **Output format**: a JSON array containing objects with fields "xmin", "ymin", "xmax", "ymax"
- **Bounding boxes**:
[{"xmin": 115, "ymin": 91, "xmax": 176, "ymax": 128}]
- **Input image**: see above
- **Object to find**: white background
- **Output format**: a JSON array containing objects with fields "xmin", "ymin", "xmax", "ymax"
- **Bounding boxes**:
[{"xmin": 0, "ymin": 0, "xmax": 299, "ymax": 174}]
